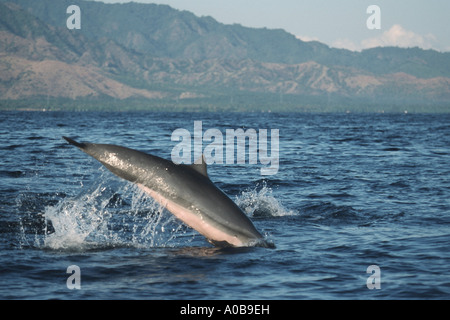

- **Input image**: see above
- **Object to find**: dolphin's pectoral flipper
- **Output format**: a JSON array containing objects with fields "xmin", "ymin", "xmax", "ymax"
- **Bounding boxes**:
[
  {"xmin": 63, "ymin": 136, "xmax": 269, "ymax": 248},
  {"xmin": 207, "ymin": 239, "xmax": 234, "ymax": 248}
]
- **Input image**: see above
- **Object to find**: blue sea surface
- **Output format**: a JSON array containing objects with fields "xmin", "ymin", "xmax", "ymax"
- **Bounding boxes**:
[{"xmin": 0, "ymin": 111, "xmax": 449, "ymax": 300}]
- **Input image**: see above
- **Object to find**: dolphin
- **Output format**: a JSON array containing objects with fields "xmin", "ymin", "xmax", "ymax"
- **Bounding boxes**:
[{"xmin": 63, "ymin": 137, "xmax": 271, "ymax": 248}]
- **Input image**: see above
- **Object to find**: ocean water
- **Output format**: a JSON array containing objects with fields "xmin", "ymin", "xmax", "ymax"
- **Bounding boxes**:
[{"xmin": 0, "ymin": 111, "xmax": 449, "ymax": 300}]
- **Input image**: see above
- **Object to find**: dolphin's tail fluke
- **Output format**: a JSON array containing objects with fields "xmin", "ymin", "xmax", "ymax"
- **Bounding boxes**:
[{"xmin": 63, "ymin": 136, "xmax": 87, "ymax": 149}]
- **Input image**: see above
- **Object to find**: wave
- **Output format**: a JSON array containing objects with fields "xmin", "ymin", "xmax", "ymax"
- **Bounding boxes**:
[
  {"xmin": 0, "ymin": 170, "xmax": 24, "ymax": 178},
  {"xmin": 298, "ymin": 201, "xmax": 364, "ymax": 224}
]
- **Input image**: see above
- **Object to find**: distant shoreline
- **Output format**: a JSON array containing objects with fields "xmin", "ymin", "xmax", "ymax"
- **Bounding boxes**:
[{"xmin": 1, "ymin": 108, "xmax": 449, "ymax": 114}]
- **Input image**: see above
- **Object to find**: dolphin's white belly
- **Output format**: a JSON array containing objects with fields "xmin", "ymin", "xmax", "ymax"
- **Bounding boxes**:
[{"xmin": 137, "ymin": 183, "xmax": 244, "ymax": 247}]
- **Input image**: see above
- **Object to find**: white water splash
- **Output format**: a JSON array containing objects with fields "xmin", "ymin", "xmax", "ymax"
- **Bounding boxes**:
[
  {"xmin": 29, "ymin": 176, "xmax": 288, "ymax": 251},
  {"xmin": 42, "ymin": 178, "xmax": 188, "ymax": 251},
  {"xmin": 235, "ymin": 182, "xmax": 295, "ymax": 218}
]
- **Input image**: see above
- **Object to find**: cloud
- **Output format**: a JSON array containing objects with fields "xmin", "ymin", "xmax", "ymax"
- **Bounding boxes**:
[
  {"xmin": 330, "ymin": 25, "xmax": 441, "ymax": 52},
  {"xmin": 296, "ymin": 35, "xmax": 320, "ymax": 43},
  {"xmin": 361, "ymin": 24, "xmax": 437, "ymax": 50}
]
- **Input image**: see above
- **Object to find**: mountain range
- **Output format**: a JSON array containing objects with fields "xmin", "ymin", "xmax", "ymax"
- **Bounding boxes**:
[{"xmin": 1, "ymin": 0, "xmax": 449, "ymax": 112}]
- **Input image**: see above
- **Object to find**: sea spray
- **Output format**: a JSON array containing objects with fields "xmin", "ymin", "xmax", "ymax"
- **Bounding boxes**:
[
  {"xmin": 18, "ymin": 175, "xmax": 287, "ymax": 250},
  {"xmin": 43, "ymin": 184, "xmax": 113, "ymax": 250},
  {"xmin": 41, "ymin": 176, "xmax": 189, "ymax": 251},
  {"xmin": 235, "ymin": 182, "xmax": 295, "ymax": 218}
]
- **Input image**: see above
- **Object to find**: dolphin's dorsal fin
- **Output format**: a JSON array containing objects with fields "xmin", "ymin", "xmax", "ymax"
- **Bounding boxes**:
[{"xmin": 190, "ymin": 155, "xmax": 208, "ymax": 177}]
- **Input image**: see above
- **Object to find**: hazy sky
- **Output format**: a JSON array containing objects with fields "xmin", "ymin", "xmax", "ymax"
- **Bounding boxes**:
[{"xmin": 93, "ymin": 0, "xmax": 450, "ymax": 52}]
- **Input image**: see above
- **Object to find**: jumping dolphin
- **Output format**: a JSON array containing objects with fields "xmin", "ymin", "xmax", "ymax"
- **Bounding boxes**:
[{"xmin": 63, "ymin": 137, "xmax": 271, "ymax": 248}]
